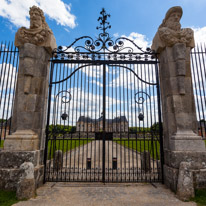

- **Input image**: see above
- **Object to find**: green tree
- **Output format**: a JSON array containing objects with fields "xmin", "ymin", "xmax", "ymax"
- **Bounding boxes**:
[
  {"xmin": 150, "ymin": 122, "xmax": 161, "ymax": 133},
  {"xmin": 129, "ymin": 127, "xmax": 150, "ymax": 133},
  {"xmin": 0, "ymin": 119, "xmax": 6, "ymax": 123},
  {"xmin": 48, "ymin": 125, "xmax": 76, "ymax": 138}
]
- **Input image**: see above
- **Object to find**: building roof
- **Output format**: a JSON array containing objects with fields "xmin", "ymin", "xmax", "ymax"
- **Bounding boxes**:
[
  {"xmin": 78, "ymin": 116, "xmax": 93, "ymax": 123},
  {"xmin": 114, "ymin": 116, "xmax": 128, "ymax": 122}
]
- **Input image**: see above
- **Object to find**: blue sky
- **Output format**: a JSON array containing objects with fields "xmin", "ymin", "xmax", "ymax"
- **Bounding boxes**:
[{"xmin": 0, "ymin": 0, "xmax": 206, "ymax": 46}]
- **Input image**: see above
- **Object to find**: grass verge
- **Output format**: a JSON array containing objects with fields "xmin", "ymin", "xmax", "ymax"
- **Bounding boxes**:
[
  {"xmin": 47, "ymin": 139, "xmax": 92, "ymax": 159},
  {"xmin": 190, "ymin": 189, "xmax": 206, "ymax": 206},
  {"xmin": 0, "ymin": 190, "xmax": 20, "ymax": 206},
  {"xmin": 115, "ymin": 138, "xmax": 160, "ymax": 160},
  {"xmin": 0, "ymin": 140, "xmax": 4, "ymax": 148}
]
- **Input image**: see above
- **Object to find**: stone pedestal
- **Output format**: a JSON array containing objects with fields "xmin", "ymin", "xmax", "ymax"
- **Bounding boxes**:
[
  {"xmin": 4, "ymin": 130, "xmax": 39, "ymax": 151},
  {"xmin": 170, "ymin": 130, "xmax": 205, "ymax": 151},
  {"xmin": 0, "ymin": 149, "xmax": 44, "ymax": 191},
  {"xmin": 152, "ymin": 8, "xmax": 206, "ymax": 200}
]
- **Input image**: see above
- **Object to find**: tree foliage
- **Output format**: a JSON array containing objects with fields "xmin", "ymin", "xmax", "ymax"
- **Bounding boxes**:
[
  {"xmin": 129, "ymin": 127, "xmax": 151, "ymax": 133},
  {"xmin": 48, "ymin": 125, "xmax": 76, "ymax": 137},
  {"xmin": 0, "ymin": 119, "xmax": 6, "ymax": 123},
  {"xmin": 150, "ymin": 122, "xmax": 162, "ymax": 133}
]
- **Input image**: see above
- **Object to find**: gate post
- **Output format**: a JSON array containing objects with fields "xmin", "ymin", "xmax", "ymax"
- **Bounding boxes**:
[
  {"xmin": 152, "ymin": 6, "xmax": 206, "ymax": 200},
  {"xmin": 0, "ymin": 6, "xmax": 56, "ymax": 199}
]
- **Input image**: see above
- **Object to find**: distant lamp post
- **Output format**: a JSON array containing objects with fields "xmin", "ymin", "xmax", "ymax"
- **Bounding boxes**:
[
  {"xmin": 138, "ymin": 113, "xmax": 144, "ymax": 121},
  {"xmin": 61, "ymin": 113, "xmax": 68, "ymax": 121},
  {"xmin": 55, "ymin": 90, "xmax": 72, "ymax": 122},
  {"xmin": 135, "ymin": 91, "xmax": 150, "ymax": 122}
]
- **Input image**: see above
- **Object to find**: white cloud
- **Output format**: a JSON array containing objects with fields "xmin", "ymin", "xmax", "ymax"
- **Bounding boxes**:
[
  {"xmin": 107, "ymin": 32, "xmax": 151, "ymax": 54},
  {"xmin": 193, "ymin": 27, "xmax": 206, "ymax": 44},
  {"xmin": 122, "ymin": 32, "xmax": 151, "ymax": 50},
  {"xmin": 113, "ymin": 33, "xmax": 119, "ymax": 38},
  {"xmin": 0, "ymin": 0, "xmax": 76, "ymax": 28}
]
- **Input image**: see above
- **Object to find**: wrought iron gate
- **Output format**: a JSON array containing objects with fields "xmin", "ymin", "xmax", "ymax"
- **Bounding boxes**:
[{"xmin": 44, "ymin": 9, "xmax": 163, "ymax": 183}]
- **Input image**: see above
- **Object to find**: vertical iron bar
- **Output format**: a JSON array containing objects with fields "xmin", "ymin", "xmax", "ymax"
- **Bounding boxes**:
[
  {"xmin": 126, "ymin": 64, "xmax": 130, "ymax": 181},
  {"xmin": 111, "ymin": 64, "xmax": 114, "ymax": 182},
  {"xmin": 0, "ymin": 42, "xmax": 10, "ymax": 138},
  {"xmin": 191, "ymin": 48, "xmax": 202, "ymax": 133},
  {"xmin": 91, "ymin": 62, "xmax": 94, "ymax": 181},
  {"xmin": 107, "ymin": 64, "xmax": 110, "ymax": 182},
  {"xmin": 4, "ymin": 44, "xmax": 17, "ymax": 139},
  {"xmin": 119, "ymin": 64, "xmax": 123, "ymax": 182},
  {"xmin": 115, "ymin": 64, "xmax": 118, "ymax": 182},
  {"xmin": 1, "ymin": 42, "xmax": 13, "ymax": 141},
  {"xmin": 94, "ymin": 64, "xmax": 98, "ymax": 181},
  {"xmin": 199, "ymin": 44, "xmax": 206, "ymax": 138},
  {"xmin": 134, "ymin": 64, "xmax": 138, "ymax": 181},
  {"xmin": 44, "ymin": 61, "xmax": 54, "ymax": 183},
  {"xmin": 148, "ymin": 64, "xmax": 154, "ymax": 181},
  {"xmin": 155, "ymin": 61, "xmax": 164, "ymax": 184},
  {"xmin": 130, "ymin": 64, "xmax": 134, "ymax": 181},
  {"xmin": 79, "ymin": 64, "xmax": 83, "ymax": 180},
  {"xmin": 9, "ymin": 46, "xmax": 19, "ymax": 135},
  {"xmin": 102, "ymin": 63, "xmax": 106, "ymax": 182}
]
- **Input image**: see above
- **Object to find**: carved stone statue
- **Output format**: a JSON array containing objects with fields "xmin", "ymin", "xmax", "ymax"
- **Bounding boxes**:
[
  {"xmin": 15, "ymin": 5, "xmax": 56, "ymax": 53},
  {"xmin": 152, "ymin": 6, "xmax": 195, "ymax": 52},
  {"xmin": 152, "ymin": 6, "xmax": 195, "ymax": 95}
]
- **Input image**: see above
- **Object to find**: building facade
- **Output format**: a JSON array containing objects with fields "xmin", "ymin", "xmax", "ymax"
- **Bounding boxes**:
[{"xmin": 76, "ymin": 116, "xmax": 129, "ymax": 132}]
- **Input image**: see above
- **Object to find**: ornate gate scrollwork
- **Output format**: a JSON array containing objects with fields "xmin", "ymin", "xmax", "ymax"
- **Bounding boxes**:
[{"xmin": 45, "ymin": 8, "xmax": 163, "ymax": 183}]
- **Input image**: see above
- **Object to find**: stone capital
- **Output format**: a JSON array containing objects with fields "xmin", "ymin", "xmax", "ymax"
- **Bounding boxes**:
[
  {"xmin": 151, "ymin": 6, "xmax": 195, "ymax": 53},
  {"xmin": 14, "ymin": 5, "xmax": 57, "ymax": 55}
]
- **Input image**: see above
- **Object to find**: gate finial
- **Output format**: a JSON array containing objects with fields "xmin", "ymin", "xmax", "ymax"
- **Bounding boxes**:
[{"xmin": 96, "ymin": 8, "xmax": 111, "ymax": 33}]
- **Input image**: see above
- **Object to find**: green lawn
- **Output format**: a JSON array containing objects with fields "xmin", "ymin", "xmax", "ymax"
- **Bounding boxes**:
[
  {"xmin": 115, "ymin": 138, "xmax": 161, "ymax": 160},
  {"xmin": 0, "ymin": 190, "xmax": 20, "ymax": 206},
  {"xmin": 47, "ymin": 139, "xmax": 92, "ymax": 159},
  {"xmin": 190, "ymin": 189, "xmax": 206, "ymax": 206},
  {"xmin": 115, "ymin": 140, "xmax": 206, "ymax": 160},
  {"xmin": 0, "ymin": 138, "xmax": 91, "ymax": 151},
  {"xmin": 0, "ymin": 140, "xmax": 4, "ymax": 148}
]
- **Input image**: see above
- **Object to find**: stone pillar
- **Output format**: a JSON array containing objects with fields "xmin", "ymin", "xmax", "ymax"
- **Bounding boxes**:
[
  {"xmin": 0, "ymin": 5, "xmax": 56, "ymax": 199},
  {"xmin": 4, "ymin": 43, "xmax": 51, "ymax": 151},
  {"xmin": 152, "ymin": 6, "xmax": 206, "ymax": 200}
]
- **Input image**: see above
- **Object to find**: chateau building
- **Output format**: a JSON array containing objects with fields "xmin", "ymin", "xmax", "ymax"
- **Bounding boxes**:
[{"xmin": 76, "ymin": 116, "xmax": 129, "ymax": 132}]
